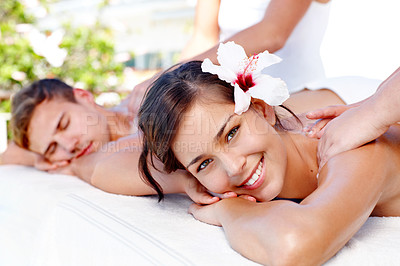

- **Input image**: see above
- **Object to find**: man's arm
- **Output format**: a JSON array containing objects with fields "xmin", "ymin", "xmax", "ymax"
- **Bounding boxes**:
[
  {"xmin": 56, "ymin": 135, "xmax": 219, "ymax": 204},
  {"xmin": 1, "ymin": 141, "xmax": 36, "ymax": 166}
]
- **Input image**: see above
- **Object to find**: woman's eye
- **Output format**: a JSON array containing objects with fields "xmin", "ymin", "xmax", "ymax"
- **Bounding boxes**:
[
  {"xmin": 197, "ymin": 159, "xmax": 213, "ymax": 172},
  {"xmin": 226, "ymin": 126, "xmax": 239, "ymax": 142}
]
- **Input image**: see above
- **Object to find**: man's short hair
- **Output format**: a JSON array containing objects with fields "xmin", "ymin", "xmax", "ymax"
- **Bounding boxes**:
[{"xmin": 11, "ymin": 79, "xmax": 76, "ymax": 149}]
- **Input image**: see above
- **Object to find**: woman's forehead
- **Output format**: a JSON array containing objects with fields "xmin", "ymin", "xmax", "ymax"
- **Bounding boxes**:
[{"xmin": 178, "ymin": 102, "xmax": 233, "ymax": 134}]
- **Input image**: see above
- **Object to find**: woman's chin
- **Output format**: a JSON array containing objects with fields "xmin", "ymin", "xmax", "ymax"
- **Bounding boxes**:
[{"xmin": 258, "ymin": 180, "xmax": 284, "ymax": 202}]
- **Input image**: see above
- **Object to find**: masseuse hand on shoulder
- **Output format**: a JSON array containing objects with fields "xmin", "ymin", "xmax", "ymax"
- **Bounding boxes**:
[{"xmin": 305, "ymin": 67, "xmax": 400, "ymax": 167}]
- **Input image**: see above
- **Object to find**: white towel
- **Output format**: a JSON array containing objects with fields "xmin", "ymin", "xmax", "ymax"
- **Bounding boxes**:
[{"xmin": 1, "ymin": 165, "xmax": 400, "ymax": 266}]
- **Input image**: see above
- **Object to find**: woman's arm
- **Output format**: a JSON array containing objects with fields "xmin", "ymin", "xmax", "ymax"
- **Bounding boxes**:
[
  {"xmin": 125, "ymin": 0, "xmax": 315, "ymax": 116},
  {"xmin": 179, "ymin": 0, "xmax": 220, "ymax": 61},
  {"xmin": 190, "ymin": 0, "xmax": 313, "ymax": 63},
  {"xmin": 190, "ymin": 143, "xmax": 390, "ymax": 265}
]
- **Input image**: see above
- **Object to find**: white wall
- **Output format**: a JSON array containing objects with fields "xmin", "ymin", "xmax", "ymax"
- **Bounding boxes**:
[{"xmin": 321, "ymin": 0, "xmax": 400, "ymax": 81}]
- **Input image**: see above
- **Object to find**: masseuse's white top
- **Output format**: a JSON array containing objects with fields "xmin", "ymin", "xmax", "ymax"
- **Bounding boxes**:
[{"xmin": 218, "ymin": 0, "xmax": 331, "ymax": 92}]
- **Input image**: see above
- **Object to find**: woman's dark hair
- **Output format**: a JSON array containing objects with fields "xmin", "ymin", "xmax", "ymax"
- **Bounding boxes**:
[{"xmin": 138, "ymin": 61, "xmax": 299, "ymax": 201}]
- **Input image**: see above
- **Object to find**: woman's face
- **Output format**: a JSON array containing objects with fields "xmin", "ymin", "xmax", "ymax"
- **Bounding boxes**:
[
  {"xmin": 28, "ymin": 96, "xmax": 110, "ymax": 163},
  {"xmin": 172, "ymin": 101, "xmax": 288, "ymax": 202}
]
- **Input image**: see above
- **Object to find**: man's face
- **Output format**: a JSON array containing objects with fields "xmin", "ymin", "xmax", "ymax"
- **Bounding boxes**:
[{"xmin": 28, "ymin": 97, "xmax": 110, "ymax": 163}]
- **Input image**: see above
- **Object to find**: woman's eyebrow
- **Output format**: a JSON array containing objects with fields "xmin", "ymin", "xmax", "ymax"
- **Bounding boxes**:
[
  {"xmin": 186, "ymin": 154, "xmax": 204, "ymax": 169},
  {"xmin": 43, "ymin": 112, "xmax": 65, "ymax": 156},
  {"xmin": 214, "ymin": 114, "xmax": 235, "ymax": 142},
  {"xmin": 186, "ymin": 114, "xmax": 235, "ymax": 169}
]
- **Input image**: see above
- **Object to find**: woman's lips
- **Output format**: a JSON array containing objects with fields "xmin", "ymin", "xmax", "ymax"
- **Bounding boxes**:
[
  {"xmin": 240, "ymin": 156, "xmax": 265, "ymax": 190},
  {"xmin": 76, "ymin": 142, "xmax": 93, "ymax": 158}
]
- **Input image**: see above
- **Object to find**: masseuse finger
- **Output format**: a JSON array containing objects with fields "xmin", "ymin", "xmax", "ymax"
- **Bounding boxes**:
[
  {"xmin": 306, "ymin": 108, "xmax": 335, "ymax": 120},
  {"xmin": 306, "ymin": 119, "xmax": 330, "ymax": 138},
  {"xmin": 306, "ymin": 105, "xmax": 346, "ymax": 120}
]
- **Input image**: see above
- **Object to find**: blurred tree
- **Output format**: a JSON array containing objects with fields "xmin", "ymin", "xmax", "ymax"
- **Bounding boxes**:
[{"xmin": 0, "ymin": 0, "xmax": 125, "ymax": 106}]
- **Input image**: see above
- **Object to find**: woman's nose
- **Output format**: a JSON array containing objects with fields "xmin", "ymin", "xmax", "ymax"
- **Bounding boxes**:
[{"xmin": 220, "ymin": 152, "xmax": 246, "ymax": 178}]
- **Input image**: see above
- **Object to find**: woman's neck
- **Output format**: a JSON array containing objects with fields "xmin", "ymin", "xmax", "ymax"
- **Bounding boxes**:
[
  {"xmin": 278, "ymin": 131, "xmax": 319, "ymax": 199},
  {"xmin": 95, "ymin": 105, "xmax": 134, "ymax": 141}
]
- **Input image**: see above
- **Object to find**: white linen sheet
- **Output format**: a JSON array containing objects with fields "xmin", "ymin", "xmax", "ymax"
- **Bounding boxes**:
[{"xmin": 1, "ymin": 165, "xmax": 400, "ymax": 266}]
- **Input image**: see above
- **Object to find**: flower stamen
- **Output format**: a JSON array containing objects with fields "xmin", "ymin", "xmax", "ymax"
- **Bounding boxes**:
[
  {"xmin": 201, "ymin": 41, "xmax": 289, "ymax": 115},
  {"xmin": 236, "ymin": 54, "xmax": 259, "ymax": 91}
]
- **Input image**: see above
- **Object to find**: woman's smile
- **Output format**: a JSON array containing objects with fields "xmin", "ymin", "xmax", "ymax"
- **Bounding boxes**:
[{"xmin": 240, "ymin": 156, "xmax": 265, "ymax": 190}]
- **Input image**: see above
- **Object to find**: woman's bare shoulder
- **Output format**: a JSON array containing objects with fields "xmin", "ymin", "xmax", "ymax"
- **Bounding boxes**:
[
  {"xmin": 368, "ymin": 124, "xmax": 400, "ymax": 174},
  {"xmin": 316, "ymin": 124, "xmax": 400, "ymax": 210}
]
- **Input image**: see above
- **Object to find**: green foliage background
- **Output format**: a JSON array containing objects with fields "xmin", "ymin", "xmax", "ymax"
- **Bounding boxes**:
[{"xmin": 0, "ymin": 0, "xmax": 126, "ymax": 113}]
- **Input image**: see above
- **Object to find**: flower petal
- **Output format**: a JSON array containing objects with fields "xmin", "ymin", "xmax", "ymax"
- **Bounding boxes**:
[
  {"xmin": 201, "ymin": 58, "xmax": 237, "ymax": 84},
  {"xmin": 48, "ymin": 29, "xmax": 65, "ymax": 46},
  {"xmin": 253, "ymin": 50, "xmax": 282, "ymax": 74},
  {"xmin": 234, "ymin": 84, "xmax": 251, "ymax": 115},
  {"xmin": 217, "ymin": 41, "xmax": 247, "ymax": 74},
  {"xmin": 249, "ymin": 75, "xmax": 289, "ymax": 106}
]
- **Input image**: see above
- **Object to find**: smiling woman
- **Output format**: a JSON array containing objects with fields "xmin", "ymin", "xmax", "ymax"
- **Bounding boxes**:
[{"xmin": 137, "ymin": 59, "xmax": 400, "ymax": 265}]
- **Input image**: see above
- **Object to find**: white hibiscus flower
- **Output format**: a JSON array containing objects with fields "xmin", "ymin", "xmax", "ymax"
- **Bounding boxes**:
[{"xmin": 201, "ymin": 41, "xmax": 289, "ymax": 115}]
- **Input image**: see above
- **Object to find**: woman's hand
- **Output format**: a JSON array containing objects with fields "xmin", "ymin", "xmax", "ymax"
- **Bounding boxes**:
[
  {"xmin": 189, "ymin": 196, "xmax": 257, "ymax": 226},
  {"xmin": 189, "ymin": 201, "xmax": 222, "ymax": 226},
  {"xmin": 183, "ymin": 174, "xmax": 220, "ymax": 205},
  {"xmin": 182, "ymin": 171, "xmax": 256, "ymax": 205}
]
